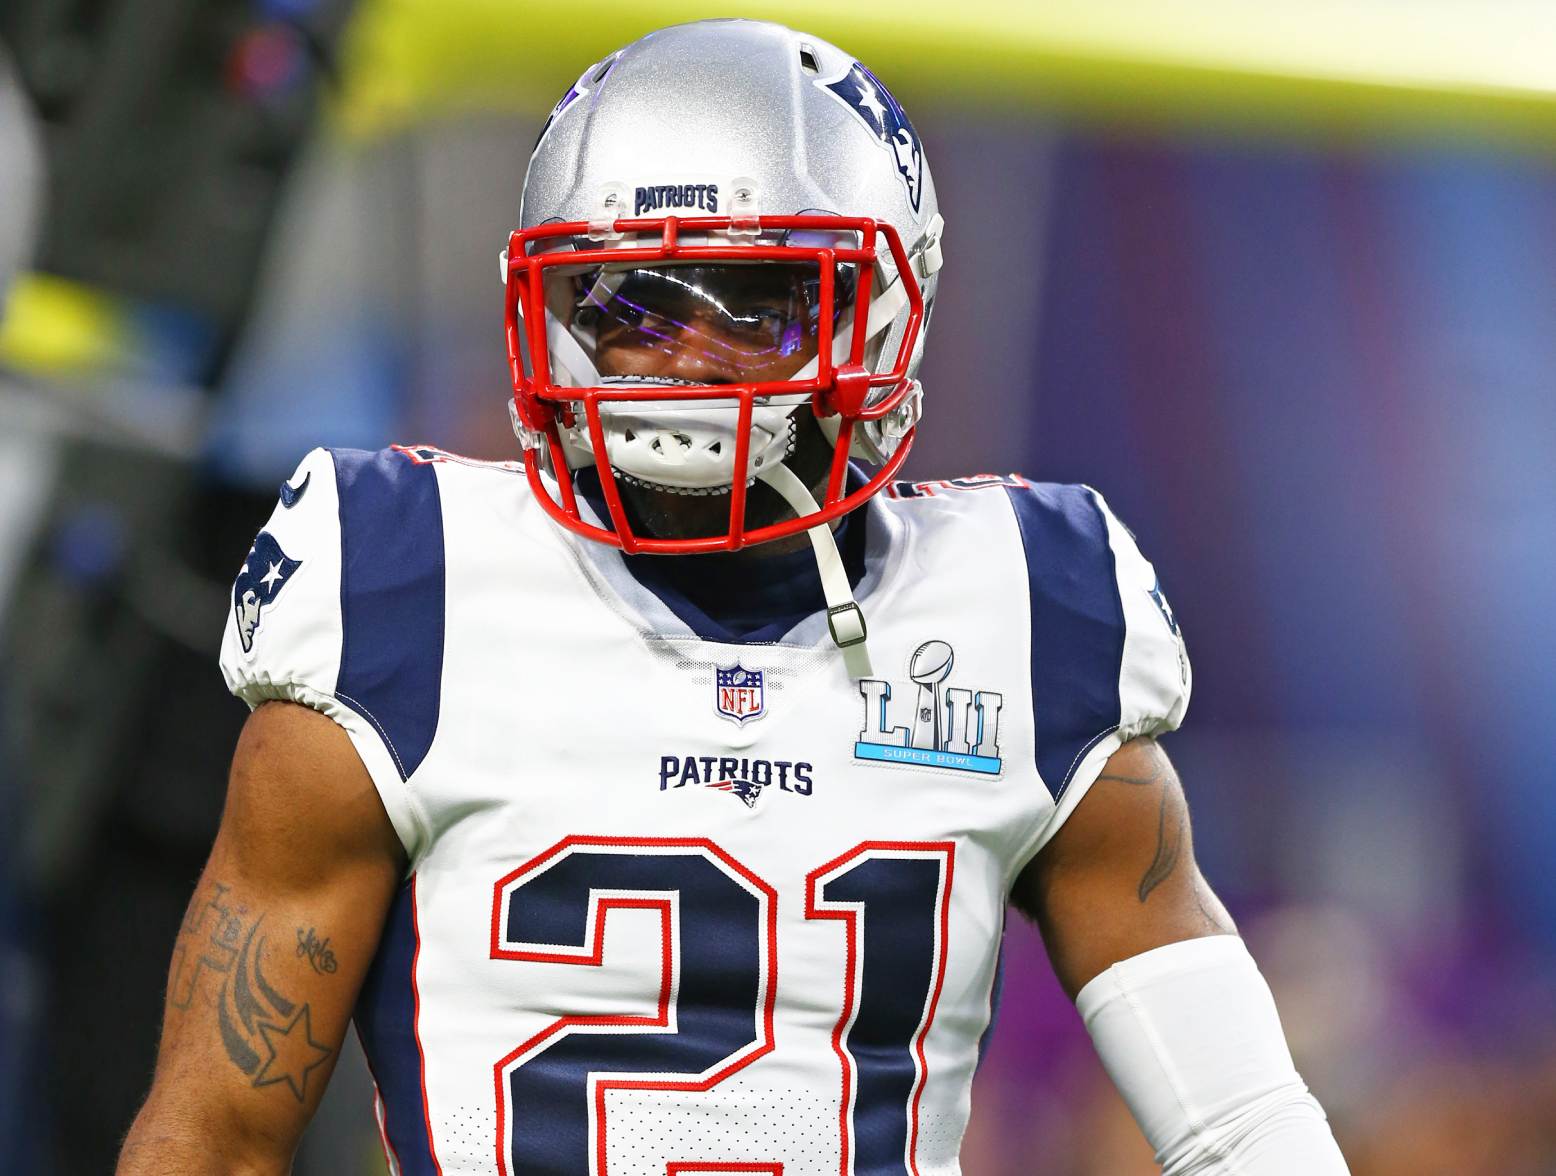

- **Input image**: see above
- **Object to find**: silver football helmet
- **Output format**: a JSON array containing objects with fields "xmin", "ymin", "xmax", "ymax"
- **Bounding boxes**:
[{"xmin": 503, "ymin": 18, "xmax": 944, "ymax": 558}]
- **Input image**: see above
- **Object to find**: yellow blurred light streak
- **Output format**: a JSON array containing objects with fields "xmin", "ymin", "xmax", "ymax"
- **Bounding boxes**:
[
  {"xmin": 0, "ymin": 273, "xmax": 125, "ymax": 375},
  {"xmin": 333, "ymin": 0, "xmax": 1556, "ymax": 142}
]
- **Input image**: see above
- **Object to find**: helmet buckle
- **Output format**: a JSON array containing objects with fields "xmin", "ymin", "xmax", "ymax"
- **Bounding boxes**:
[
  {"xmin": 587, "ymin": 184, "xmax": 629, "ymax": 241},
  {"xmin": 508, "ymin": 398, "xmax": 549, "ymax": 452},
  {"xmin": 880, "ymin": 379, "xmax": 922, "ymax": 439},
  {"xmin": 914, "ymin": 212, "xmax": 945, "ymax": 280},
  {"xmin": 826, "ymin": 601, "xmax": 868, "ymax": 648},
  {"xmin": 728, "ymin": 179, "xmax": 762, "ymax": 239}
]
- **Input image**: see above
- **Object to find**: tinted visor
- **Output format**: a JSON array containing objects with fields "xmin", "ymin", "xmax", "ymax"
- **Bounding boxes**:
[{"xmin": 547, "ymin": 261, "xmax": 857, "ymax": 384}]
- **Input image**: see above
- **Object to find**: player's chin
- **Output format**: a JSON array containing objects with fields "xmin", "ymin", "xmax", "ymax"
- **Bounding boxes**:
[
  {"xmin": 613, "ymin": 473, "xmax": 796, "ymax": 547},
  {"xmin": 611, "ymin": 410, "xmax": 838, "ymax": 549}
]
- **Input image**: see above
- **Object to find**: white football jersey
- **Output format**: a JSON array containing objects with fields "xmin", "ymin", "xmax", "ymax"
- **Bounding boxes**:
[{"xmin": 220, "ymin": 445, "xmax": 1190, "ymax": 1176}]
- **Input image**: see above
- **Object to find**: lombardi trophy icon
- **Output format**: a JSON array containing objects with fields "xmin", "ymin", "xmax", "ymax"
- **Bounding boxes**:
[{"xmin": 908, "ymin": 639, "xmax": 954, "ymax": 750}]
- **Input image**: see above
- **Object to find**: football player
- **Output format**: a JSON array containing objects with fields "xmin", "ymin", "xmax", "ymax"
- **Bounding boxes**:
[{"xmin": 119, "ymin": 20, "xmax": 1349, "ymax": 1175}]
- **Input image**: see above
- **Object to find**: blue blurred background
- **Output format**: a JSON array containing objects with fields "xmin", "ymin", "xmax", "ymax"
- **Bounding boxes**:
[{"xmin": 3, "ymin": 2, "xmax": 1554, "ymax": 1172}]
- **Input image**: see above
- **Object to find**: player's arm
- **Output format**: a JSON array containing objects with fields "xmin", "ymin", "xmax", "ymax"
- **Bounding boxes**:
[
  {"xmin": 1013, "ymin": 736, "xmax": 1349, "ymax": 1174},
  {"xmin": 1014, "ymin": 735, "xmax": 1232, "ymax": 995},
  {"xmin": 117, "ymin": 700, "xmax": 405, "ymax": 1175}
]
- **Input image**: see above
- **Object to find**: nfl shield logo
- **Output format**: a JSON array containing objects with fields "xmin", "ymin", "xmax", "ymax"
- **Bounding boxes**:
[{"xmin": 715, "ymin": 664, "xmax": 766, "ymax": 725}]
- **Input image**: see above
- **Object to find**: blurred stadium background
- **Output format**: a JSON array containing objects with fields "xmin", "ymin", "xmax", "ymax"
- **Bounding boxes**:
[{"xmin": 3, "ymin": 1, "xmax": 1556, "ymax": 1171}]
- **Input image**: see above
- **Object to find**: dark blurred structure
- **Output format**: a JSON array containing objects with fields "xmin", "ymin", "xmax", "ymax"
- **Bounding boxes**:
[
  {"xmin": 0, "ymin": 46, "xmax": 42, "ymax": 287},
  {"xmin": 0, "ymin": 38, "xmax": 45, "ymax": 1176},
  {"xmin": 2, "ymin": 0, "xmax": 354, "ymax": 381},
  {"xmin": 1, "ymin": 1, "xmax": 358, "ymax": 1170}
]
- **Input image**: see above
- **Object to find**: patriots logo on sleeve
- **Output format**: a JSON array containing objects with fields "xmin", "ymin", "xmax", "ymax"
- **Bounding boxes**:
[
  {"xmin": 822, "ymin": 61, "xmax": 924, "ymax": 212},
  {"xmin": 232, "ymin": 532, "xmax": 302, "ymax": 654},
  {"xmin": 1148, "ymin": 576, "xmax": 1180, "ymax": 636},
  {"xmin": 279, "ymin": 470, "xmax": 310, "ymax": 508}
]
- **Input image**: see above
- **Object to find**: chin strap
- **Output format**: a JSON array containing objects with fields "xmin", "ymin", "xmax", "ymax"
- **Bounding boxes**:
[{"xmin": 757, "ymin": 463, "xmax": 873, "ymax": 680}]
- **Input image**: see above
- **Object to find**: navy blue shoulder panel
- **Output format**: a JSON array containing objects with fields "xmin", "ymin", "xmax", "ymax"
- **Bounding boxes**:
[
  {"xmin": 331, "ymin": 447, "xmax": 446, "ymax": 781},
  {"xmin": 1003, "ymin": 483, "xmax": 1125, "ymax": 799}
]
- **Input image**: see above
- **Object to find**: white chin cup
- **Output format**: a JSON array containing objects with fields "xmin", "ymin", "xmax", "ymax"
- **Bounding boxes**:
[{"xmin": 563, "ymin": 380, "xmax": 806, "ymax": 491}]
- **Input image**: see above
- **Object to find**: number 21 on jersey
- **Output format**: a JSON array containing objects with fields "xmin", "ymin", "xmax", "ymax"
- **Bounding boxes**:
[{"xmin": 490, "ymin": 837, "xmax": 956, "ymax": 1176}]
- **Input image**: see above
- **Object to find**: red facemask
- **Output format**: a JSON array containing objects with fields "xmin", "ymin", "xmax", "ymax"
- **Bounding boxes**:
[{"xmin": 504, "ymin": 214, "xmax": 925, "ymax": 555}]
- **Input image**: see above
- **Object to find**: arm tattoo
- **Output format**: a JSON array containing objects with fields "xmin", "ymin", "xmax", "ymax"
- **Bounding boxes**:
[
  {"xmin": 1137, "ymin": 789, "xmax": 1186, "ymax": 903},
  {"xmin": 1097, "ymin": 755, "xmax": 1187, "ymax": 904},
  {"xmin": 1196, "ymin": 888, "xmax": 1228, "ymax": 932},
  {"xmin": 170, "ymin": 880, "xmax": 335, "ymax": 1103},
  {"xmin": 296, "ymin": 927, "xmax": 339, "ymax": 974}
]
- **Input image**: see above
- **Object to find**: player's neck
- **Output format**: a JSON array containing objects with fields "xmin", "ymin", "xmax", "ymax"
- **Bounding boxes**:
[{"xmin": 618, "ymin": 505, "xmax": 868, "ymax": 644}]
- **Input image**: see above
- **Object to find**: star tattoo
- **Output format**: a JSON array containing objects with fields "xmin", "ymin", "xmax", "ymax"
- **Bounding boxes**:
[{"xmin": 253, "ymin": 1005, "xmax": 333, "ymax": 1103}]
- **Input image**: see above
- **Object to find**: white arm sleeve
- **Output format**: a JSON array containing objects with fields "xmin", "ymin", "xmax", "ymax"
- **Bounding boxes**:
[{"xmin": 1076, "ymin": 935, "xmax": 1349, "ymax": 1175}]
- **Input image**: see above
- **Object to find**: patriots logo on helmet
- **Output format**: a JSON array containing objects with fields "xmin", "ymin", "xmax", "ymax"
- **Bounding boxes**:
[
  {"xmin": 535, "ymin": 52, "xmax": 621, "ymax": 150},
  {"xmin": 822, "ymin": 61, "xmax": 924, "ymax": 213},
  {"xmin": 707, "ymin": 777, "xmax": 765, "ymax": 809},
  {"xmin": 537, "ymin": 81, "xmax": 582, "ymax": 148},
  {"xmin": 232, "ymin": 532, "xmax": 302, "ymax": 654}
]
